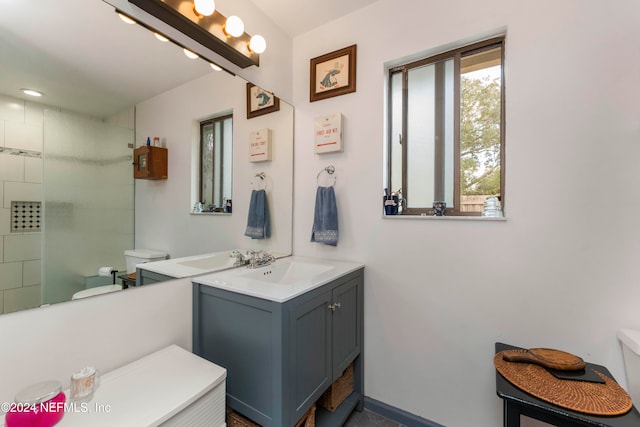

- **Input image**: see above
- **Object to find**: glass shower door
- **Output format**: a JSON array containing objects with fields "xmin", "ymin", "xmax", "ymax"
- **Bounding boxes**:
[{"xmin": 42, "ymin": 110, "xmax": 134, "ymax": 304}]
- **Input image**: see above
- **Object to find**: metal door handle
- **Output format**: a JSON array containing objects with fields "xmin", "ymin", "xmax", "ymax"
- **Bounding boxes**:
[{"xmin": 328, "ymin": 302, "xmax": 341, "ymax": 312}]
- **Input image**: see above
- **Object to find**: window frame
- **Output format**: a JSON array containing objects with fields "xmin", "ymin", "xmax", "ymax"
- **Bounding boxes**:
[
  {"xmin": 386, "ymin": 36, "xmax": 505, "ymax": 216},
  {"xmin": 199, "ymin": 113, "xmax": 233, "ymax": 209}
]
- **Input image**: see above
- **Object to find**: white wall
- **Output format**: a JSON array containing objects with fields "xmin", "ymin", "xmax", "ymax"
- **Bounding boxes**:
[
  {"xmin": 2, "ymin": 1, "xmax": 639, "ymax": 425},
  {"xmin": 135, "ymin": 72, "xmax": 294, "ymax": 258},
  {"xmin": 0, "ymin": 278, "xmax": 192, "ymax": 406},
  {"xmin": 291, "ymin": 0, "xmax": 640, "ymax": 426}
]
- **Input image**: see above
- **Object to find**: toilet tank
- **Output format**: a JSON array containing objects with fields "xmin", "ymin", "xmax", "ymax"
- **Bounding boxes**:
[
  {"xmin": 618, "ymin": 328, "xmax": 640, "ymax": 405},
  {"xmin": 125, "ymin": 249, "xmax": 168, "ymax": 274}
]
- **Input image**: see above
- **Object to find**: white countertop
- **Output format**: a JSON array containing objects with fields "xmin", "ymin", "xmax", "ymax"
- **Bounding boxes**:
[
  {"xmin": 192, "ymin": 256, "xmax": 364, "ymax": 302},
  {"xmin": 137, "ymin": 249, "xmax": 288, "ymax": 278},
  {"xmin": 137, "ymin": 250, "xmax": 239, "ymax": 278},
  {"xmin": 2, "ymin": 345, "xmax": 226, "ymax": 427}
]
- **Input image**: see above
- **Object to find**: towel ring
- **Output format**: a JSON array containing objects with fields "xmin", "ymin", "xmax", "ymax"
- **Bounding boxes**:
[
  {"xmin": 316, "ymin": 165, "xmax": 336, "ymax": 187},
  {"xmin": 251, "ymin": 172, "xmax": 267, "ymax": 190}
]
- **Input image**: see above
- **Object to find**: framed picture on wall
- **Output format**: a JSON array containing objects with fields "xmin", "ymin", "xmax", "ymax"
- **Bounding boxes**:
[
  {"xmin": 310, "ymin": 44, "xmax": 357, "ymax": 102},
  {"xmin": 246, "ymin": 83, "xmax": 280, "ymax": 119}
]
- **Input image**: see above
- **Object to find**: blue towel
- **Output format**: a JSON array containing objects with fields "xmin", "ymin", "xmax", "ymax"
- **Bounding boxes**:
[
  {"xmin": 311, "ymin": 186, "xmax": 338, "ymax": 246},
  {"xmin": 245, "ymin": 189, "xmax": 271, "ymax": 239}
]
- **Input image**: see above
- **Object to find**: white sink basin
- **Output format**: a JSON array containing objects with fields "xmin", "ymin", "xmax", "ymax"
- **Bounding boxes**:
[
  {"xmin": 193, "ymin": 256, "xmax": 364, "ymax": 302},
  {"xmin": 240, "ymin": 260, "xmax": 334, "ymax": 285},
  {"xmin": 137, "ymin": 249, "xmax": 242, "ymax": 278},
  {"xmin": 177, "ymin": 253, "xmax": 236, "ymax": 270}
]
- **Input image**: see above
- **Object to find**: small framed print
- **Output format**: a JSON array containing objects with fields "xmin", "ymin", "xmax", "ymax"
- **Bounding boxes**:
[
  {"xmin": 310, "ymin": 45, "xmax": 356, "ymax": 102},
  {"xmin": 314, "ymin": 113, "xmax": 343, "ymax": 154},
  {"xmin": 249, "ymin": 128, "xmax": 272, "ymax": 162},
  {"xmin": 246, "ymin": 83, "xmax": 280, "ymax": 119}
]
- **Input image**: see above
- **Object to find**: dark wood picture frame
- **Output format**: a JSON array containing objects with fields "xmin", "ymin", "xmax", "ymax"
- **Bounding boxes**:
[
  {"xmin": 310, "ymin": 44, "xmax": 357, "ymax": 102},
  {"xmin": 246, "ymin": 83, "xmax": 280, "ymax": 119}
]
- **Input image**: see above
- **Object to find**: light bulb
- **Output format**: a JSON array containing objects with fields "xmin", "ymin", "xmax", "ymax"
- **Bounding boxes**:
[
  {"xmin": 224, "ymin": 16, "xmax": 244, "ymax": 37},
  {"xmin": 154, "ymin": 33, "xmax": 169, "ymax": 42},
  {"xmin": 183, "ymin": 49, "xmax": 199, "ymax": 59},
  {"xmin": 210, "ymin": 63, "xmax": 222, "ymax": 71},
  {"xmin": 21, "ymin": 89, "xmax": 43, "ymax": 97},
  {"xmin": 118, "ymin": 13, "xmax": 136, "ymax": 24},
  {"xmin": 193, "ymin": 0, "xmax": 215, "ymax": 16},
  {"xmin": 249, "ymin": 35, "xmax": 266, "ymax": 54}
]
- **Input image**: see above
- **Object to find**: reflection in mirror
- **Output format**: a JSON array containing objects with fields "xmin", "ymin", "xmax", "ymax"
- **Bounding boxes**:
[
  {"xmin": 0, "ymin": 0, "xmax": 294, "ymax": 315},
  {"xmin": 43, "ymin": 111, "xmax": 134, "ymax": 305},
  {"xmin": 198, "ymin": 113, "xmax": 233, "ymax": 213}
]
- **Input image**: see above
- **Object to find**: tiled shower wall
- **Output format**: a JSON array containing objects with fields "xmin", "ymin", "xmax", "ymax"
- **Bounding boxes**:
[
  {"xmin": 0, "ymin": 95, "xmax": 44, "ymax": 314},
  {"xmin": 0, "ymin": 95, "xmax": 135, "ymax": 314}
]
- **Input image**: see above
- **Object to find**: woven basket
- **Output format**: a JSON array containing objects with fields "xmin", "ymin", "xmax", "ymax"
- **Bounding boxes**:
[
  {"xmin": 295, "ymin": 404, "xmax": 316, "ymax": 427},
  {"xmin": 495, "ymin": 349, "xmax": 632, "ymax": 416},
  {"xmin": 318, "ymin": 363, "xmax": 354, "ymax": 412},
  {"xmin": 226, "ymin": 405, "xmax": 316, "ymax": 427},
  {"xmin": 227, "ymin": 409, "xmax": 259, "ymax": 427}
]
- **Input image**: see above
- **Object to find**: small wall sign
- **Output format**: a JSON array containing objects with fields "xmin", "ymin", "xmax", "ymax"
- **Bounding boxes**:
[
  {"xmin": 249, "ymin": 128, "xmax": 272, "ymax": 162},
  {"xmin": 314, "ymin": 113, "xmax": 343, "ymax": 154}
]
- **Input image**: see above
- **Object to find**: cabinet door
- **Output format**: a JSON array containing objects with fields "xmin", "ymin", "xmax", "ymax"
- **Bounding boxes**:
[
  {"xmin": 331, "ymin": 277, "xmax": 361, "ymax": 379},
  {"xmin": 290, "ymin": 290, "xmax": 332, "ymax": 420},
  {"xmin": 133, "ymin": 146, "xmax": 151, "ymax": 179}
]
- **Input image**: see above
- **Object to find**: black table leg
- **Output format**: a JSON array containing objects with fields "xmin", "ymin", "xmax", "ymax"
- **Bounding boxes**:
[{"xmin": 504, "ymin": 400, "xmax": 521, "ymax": 427}]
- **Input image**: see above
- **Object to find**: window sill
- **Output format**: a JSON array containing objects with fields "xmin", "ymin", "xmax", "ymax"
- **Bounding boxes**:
[
  {"xmin": 382, "ymin": 214, "xmax": 506, "ymax": 221},
  {"xmin": 190, "ymin": 212, "xmax": 231, "ymax": 216}
]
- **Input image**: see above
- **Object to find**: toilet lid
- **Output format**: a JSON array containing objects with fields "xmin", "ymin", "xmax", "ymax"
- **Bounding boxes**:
[{"xmin": 72, "ymin": 285, "xmax": 122, "ymax": 300}]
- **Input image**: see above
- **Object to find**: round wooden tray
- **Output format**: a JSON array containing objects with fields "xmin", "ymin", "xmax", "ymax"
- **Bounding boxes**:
[{"xmin": 494, "ymin": 349, "xmax": 632, "ymax": 416}]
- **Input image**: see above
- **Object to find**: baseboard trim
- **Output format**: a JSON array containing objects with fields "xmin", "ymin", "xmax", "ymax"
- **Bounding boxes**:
[{"xmin": 363, "ymin": 396, "xmax": 446, "ymax": 427}]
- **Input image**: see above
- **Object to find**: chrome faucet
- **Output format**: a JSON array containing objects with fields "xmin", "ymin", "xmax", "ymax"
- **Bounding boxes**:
[
  {"xmin": 246, "ymin": 250, "xmax": 276, "ymax": 269},
  {"xmin": 230, "ymin": 250, "xmax": 249, "ymax": 267}
]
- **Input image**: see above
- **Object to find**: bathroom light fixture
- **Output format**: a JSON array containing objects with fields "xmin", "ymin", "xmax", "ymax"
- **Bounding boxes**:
[
  {"xmin": 193, "ymin": 0, "xmax": 215, "ymax": 17},
  {"xmin": 116, "ymin": 10, "xmax": 234, "ymax": 74},
  {"xmin": 223, "ymin": 16, "xmax": 244, "ymax": 37},
  {"xmin": 249, "ymin": 35, "xmax": 267, "ymax": 54},
  {"xmin": 154, "ymin": 32, "xmax": 169, "ymax": 42},
  {"xmin": 21, "ymin": 89, "xmax": 43, "ymax": 97},
  {"xmin": 127, "ymin": 0, "xmax": 263, "ymax": 68},
  {"xmin": 118, "ymin": 13, "xmax": 136, "ymax": 24},
  {"xmin": 183, "ymin": 48, "xmax": 199, "ymax": 59}
]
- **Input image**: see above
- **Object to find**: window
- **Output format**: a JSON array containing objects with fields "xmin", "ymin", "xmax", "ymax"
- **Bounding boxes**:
[
  {"xmin": 200, "ymin": 114, "xmax": 232, "ymax": 211},
  {"xmin": 387, "ymin": 37, "xmax": 505, "ymax": 216}
]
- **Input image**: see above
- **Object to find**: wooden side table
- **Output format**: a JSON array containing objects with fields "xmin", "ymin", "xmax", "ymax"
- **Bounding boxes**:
[
  {"xmin": 117, "ymin": 273, "xmax": 137, "ymax": 289},
  {"xmin": 495, "ymin": 342, "xmax": 640, "ymax": 426}
]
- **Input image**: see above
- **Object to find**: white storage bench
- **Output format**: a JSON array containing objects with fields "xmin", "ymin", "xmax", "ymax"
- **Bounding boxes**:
[{"xmin": 21, "ymin": 345, "xmax": 226, "ymax": 427}]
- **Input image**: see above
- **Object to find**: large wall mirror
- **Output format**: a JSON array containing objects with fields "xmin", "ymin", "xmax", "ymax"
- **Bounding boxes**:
[{"xmin": 0, "ymin": 0, "xmax": 293, "ymax": 314}]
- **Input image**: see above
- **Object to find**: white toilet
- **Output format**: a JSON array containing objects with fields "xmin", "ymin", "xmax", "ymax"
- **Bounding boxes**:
[
  {"xmin": 618, "ymin": 329, "xmax": 640, "ymax": 405},
  {"xmin": 72, "ymin": 284, "xmax": 123, "ymax": 300},
  {"xmin": 124, "ymin": 249, "xmax": 168, "ymax": 274}
]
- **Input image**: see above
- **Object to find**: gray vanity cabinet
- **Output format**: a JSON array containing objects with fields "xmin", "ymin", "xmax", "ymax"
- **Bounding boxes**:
[
  {"xmin": 136, "ymin": 268, "xmax": 174, "ymax": 286},
  {"xmin": 193, "ymin": 268, "xmax": 364, "ymax": 427}
]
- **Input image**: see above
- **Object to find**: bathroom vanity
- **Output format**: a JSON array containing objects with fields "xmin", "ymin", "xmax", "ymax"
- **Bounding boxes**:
[
  {"xmin": 136, "ymin": 250, "xmax": 288, "ymax": 286},
  {"xmin": 192, "ymin": 257, "xmax": 364, "ymax": 427}
]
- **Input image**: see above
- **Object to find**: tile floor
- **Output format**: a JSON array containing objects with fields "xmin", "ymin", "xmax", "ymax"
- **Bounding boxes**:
[{"xmin": 344, "ymin": 409, "xmax": 404, "ymax": 427}]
